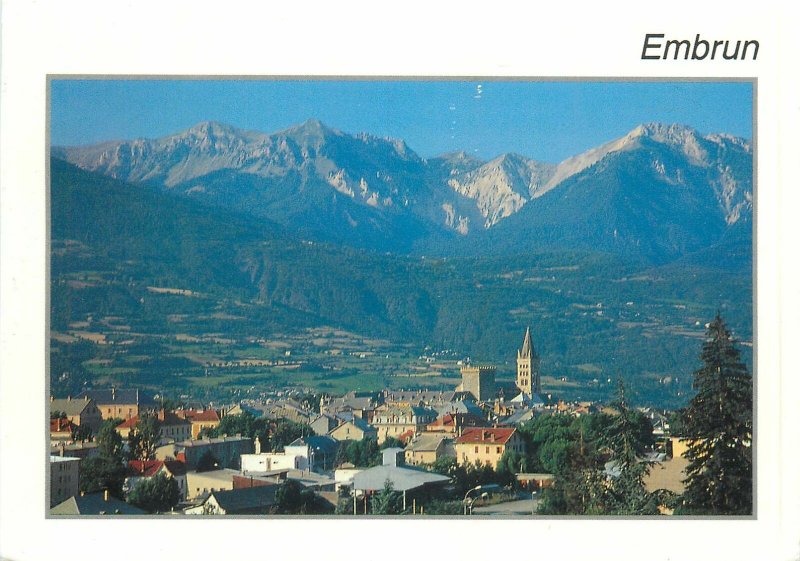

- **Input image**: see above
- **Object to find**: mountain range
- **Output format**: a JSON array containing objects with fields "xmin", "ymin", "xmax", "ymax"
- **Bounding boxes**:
[
  {"xmin": 49, "ymin": 120, "xmax": 753, "ymax": 407},
  {"xmin": 53, "ymin": 120, "xmax": 753, "ymax": 264}
]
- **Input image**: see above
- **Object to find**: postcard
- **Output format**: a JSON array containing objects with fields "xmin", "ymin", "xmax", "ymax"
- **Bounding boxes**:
[{"xmin": 0, "ymin": 2, "xmax": 797, "ymax": 561}]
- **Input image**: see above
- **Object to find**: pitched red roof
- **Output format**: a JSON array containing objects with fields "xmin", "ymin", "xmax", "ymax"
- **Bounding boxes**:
[
  {"xmin": 128, "ymin": 459, "xmax": 187, "ymax": 478},
  {"xmin": 118, "ymin": 410, "xmax": 193, "ymax": 430},
  {"xmin": 456, "ymin": 427, "xmax": 517, "ymax": 445},
  {"xmin": 117, "ymin": 416, "xmax": 139, "ymax": 429},
  {"xmin": 427, "ymin": 413, "xmax": 485, "ymax": 430},
  {"xmin": 50, "ymin": 417, "xmax": 77, "ymax": 433},
  {"xmin": 127, "ymin": 460, "xmax": 164, "ymax": 477},
  {"xmin": 398, "ymin": 430, "xmax": 415, "ymax": 444},
  {"xmin": 428, "ymin": 414, "xmax": 454, "ymax": 428},
  {"xmin": 177, "ymin": 409, "xmax": 220, "ymax": 423}
]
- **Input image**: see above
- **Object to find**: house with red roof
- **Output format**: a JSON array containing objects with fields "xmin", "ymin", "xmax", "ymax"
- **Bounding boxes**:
[
  {"xmin": 115, "ymin": 416, "xmax": 138, "ymax": 439},
  {"xmin": 426, "ymin": 412, "xmax": 485, "ymax": 435},
  {"xmin": 115, "ymin": 410, "xmax": 192, "ymax": 443},
  {"xmin": 125, "ymin": 459, "xmax": 188, "ymax": 499},
  {"xmin": 455, "ymin": 427, "xmax": 525, "ymax": 470},
  {"xmin": 50, "ymin": 417, "xmax": 78, "ymax": 442},
  {"xmin": 175, "ymin": 409, "xmax": 221, "ymax": 439},
  {"xmin": 50, "ymin": 396, "xmax": 103, "ymax": 433}
]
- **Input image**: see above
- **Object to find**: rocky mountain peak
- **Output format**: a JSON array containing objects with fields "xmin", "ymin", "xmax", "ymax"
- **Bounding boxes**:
[
  {"xmin": 185, "ymin": 120, "xmax": 233, "ymax": 135},
  {"xmin": 52, "ymin": 119, "xmax": 752, "ymax": 253},
  {"xmin": 179, "ymin": 120, "xmax": 262, "ymax": 142},
  {"xmin": 625, "ymin": 122, "xmax": 750, "ymax": 165},
  {"xmin": 281, "ymin": 118, "xmax": 340, "ymax": 143},
  {"xmin": 632, "ymin": 122, "xmax": 697, "ymax": 141}
]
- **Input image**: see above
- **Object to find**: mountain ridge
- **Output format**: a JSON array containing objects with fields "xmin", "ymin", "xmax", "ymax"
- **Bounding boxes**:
[
  {"xmin": 49, "ymin": 156, "xmax": 753, "ymax": 408},
  {"xmin": 53, "ymin": 119, "xmax": 753, "ymax": 264}
]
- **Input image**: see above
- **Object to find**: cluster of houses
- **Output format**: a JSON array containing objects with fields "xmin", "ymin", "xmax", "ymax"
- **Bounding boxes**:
[{"xmin": 48, "ymin": 328, "xmax": 684, "ymax": 515}]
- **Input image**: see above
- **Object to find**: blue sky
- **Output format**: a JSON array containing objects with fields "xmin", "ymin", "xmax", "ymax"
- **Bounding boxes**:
[{"xmin": 50, "ymin": 79, "xmax": 753, "ymax": 163}]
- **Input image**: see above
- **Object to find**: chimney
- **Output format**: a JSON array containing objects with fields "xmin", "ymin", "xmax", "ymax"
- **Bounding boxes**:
[
  {"xmin": 67, "ymin": 396, "xmax": 71, "ymax": 402},
  {"xmin": 85, "ymin": 395, "xmax": 89, "ymax": 401},
  {"xmin": 50, "ymin": 396, "xmax": 54, "ymax": 402},
  {"xmin": 104, "ymin": 489, "xmax": 109, "ymax": 502}
]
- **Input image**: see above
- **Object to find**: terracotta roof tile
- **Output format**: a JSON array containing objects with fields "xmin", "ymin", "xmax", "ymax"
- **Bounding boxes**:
[
  {"xmin": 117, "ymin": 416, "xmax": 139, "ymax": 429},
  {"xmin": 127, "ymin": 460, "xmax": 164, "ymax": 477},
  {"xmin": 50, "ymin": 418, "xmax": 77, "ymax": 432},
  {"xmin": 398, "ymin": 430, "xmax": 415, "ymax": 444},
  {"xmin": 456, "ymin": 427, "xmax": 517, "ymax": 445},
  {"xmin": 177, "ymin": 409, "xmax": 220, "ymax": 422}
]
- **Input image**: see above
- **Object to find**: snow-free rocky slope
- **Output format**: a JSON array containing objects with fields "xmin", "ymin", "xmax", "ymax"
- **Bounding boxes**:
[{"xmin": 54, "ymin": 121, "xmax": 752, "ymax": 263}]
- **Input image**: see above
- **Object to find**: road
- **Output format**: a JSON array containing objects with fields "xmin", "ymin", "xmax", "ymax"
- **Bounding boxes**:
[{"xmin": 472, "ymin": 496, "xmax": 541, "ymax": 516}]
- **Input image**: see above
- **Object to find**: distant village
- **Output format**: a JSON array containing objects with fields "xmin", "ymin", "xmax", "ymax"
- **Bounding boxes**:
[{"xmin": 50, "ymin": 328, "xmax": 685, "ymax": 516}]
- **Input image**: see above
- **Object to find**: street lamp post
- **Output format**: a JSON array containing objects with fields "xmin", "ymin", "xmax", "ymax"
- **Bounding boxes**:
[
  {"xmin": 468, "ymin": 492, "xmax": 489, "ymax": 515},
  {"xmin": 463, "ymin": 486, "xmax": 480, "ymax": 515},
  {"xmin": 463, "ymin": 484, "xmax": 501, "ymax": 515}
]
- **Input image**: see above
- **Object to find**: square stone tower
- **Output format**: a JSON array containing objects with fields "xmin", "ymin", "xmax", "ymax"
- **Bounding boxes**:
[{"xmin": 459, "ymin": 365, "xmax": 496, "ymax": 402}]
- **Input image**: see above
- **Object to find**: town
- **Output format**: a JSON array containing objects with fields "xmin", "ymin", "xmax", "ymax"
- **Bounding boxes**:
[{"xmin": 50, "ymin": 320, "xmax": 751, "ymax": 517}]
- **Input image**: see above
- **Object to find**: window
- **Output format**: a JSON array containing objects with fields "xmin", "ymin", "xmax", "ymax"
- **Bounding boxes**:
[
  {"xmin": 497, "ymin": 447, "xmax": 501, "ymax": 454},
  {"xmin": 474, "ymin": 446, "xmax": 479, "ymax": 453},
  {"xmin": 485, "ymin": 447, "xmax": 490, "ymax": 454}
]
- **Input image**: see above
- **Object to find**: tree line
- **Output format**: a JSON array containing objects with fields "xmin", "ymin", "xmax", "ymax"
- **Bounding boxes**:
[{"xmin": 532, "ymin": 313, "xmax": 752, "ymax": 515}]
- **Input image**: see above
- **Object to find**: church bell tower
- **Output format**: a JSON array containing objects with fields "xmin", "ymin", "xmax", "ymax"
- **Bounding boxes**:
[{"xmin": 516, "ymin": 327, "xmax": 541, "ymax": 396}]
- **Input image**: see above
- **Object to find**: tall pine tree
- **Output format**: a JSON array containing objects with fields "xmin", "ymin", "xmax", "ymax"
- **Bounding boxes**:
[
  {"xmin": 602, "ymin": 379, "xmax": 660, "ymax": 515},
  {"xmin": 679, "ymin": 313, "xmax": 752, "ymax": 515}
]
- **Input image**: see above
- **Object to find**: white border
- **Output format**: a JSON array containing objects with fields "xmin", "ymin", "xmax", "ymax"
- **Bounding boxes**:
[{"xmin": 2, "ymin": 2, "xmax": 798, "ymax": 561}]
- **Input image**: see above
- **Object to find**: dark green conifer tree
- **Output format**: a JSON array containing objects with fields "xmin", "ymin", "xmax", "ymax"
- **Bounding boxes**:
[
  {"xmin": 679, "ymin": 313, "xmax": 752, "ymax": 515},
  {"xmin": 601, "ymin": 379, "xmax": 660, "ymax": 514}
]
